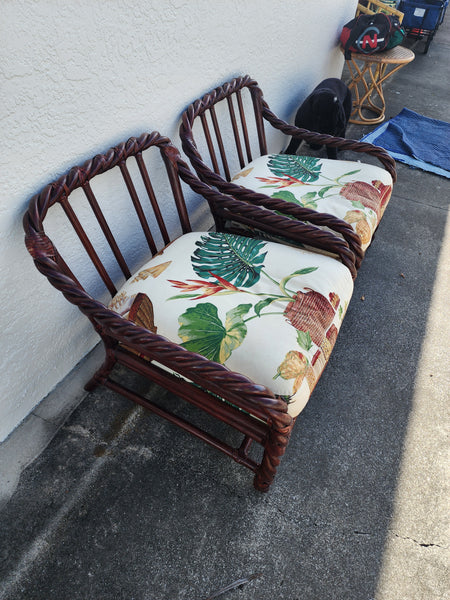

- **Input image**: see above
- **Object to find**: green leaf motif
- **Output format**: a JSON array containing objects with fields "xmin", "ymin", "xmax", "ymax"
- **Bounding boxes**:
[
  {"xmin": 254, "ymin": 296, "xmax": 278, "ymax": 317},
  {"xmin": 318, "ymin": 185, "xmax": 335, "ymax": 198},
  {"xmin": 178, "ymin": 302, "xmax": 251, "ymax": 364},
  {"xmin": 222, "ymin": 304, "xmax": 252, "ymax": 362},
  {"xmin": 192, "ymin": 233, "xmax": 267, "ymax": 288},
  {"xmin": 336, "ymin": 169, "xmax": 361, "ymax": 182},
  {"xmin": 297, "ymin": 330, "xmax": 313, "ymax": 351},
  {"xmin": 271, "ymin": 190, "xmax": 302, "ymax": 205},
  {"xmin": 267, "ymin": 154, "xmax": 322, "ymax": 183},
  {"xmin": 280, "ymin": 267, "xmax": 319, "ymax": 294},
  {"xmin": 272, "ymin": 189, "xmax": 317, "ymax": 210},
  {"xmin": 168, "ymin": 293, "xmax": 200, "ymax": 301}
]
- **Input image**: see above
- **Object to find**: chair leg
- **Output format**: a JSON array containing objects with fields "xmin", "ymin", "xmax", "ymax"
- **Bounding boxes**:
[
  {"xmin": 253, "ymin": 420, "xmax": 295, "ymax": 492},
  {"xmin": 84, "ymin": 344, "xmax": 117, "ymax": 391}
]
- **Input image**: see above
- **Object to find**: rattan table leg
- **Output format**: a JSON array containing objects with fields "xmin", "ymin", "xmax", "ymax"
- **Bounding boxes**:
[{"xmin": 346, "ymin": 47, "xmax": 415, "ymax": 125}]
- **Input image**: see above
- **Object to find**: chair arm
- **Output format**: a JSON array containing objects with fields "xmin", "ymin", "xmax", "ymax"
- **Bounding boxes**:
[
  {"xmin": 177, "ymin": 159, "xmax": 364, "ymax": 270},
  {"xmin": 209, "ymin": 192, "xmax": 358, "ymax": 279},
  {"xmin": 261, "ymin": 102, "xmax": 397, "ymax": 183}
]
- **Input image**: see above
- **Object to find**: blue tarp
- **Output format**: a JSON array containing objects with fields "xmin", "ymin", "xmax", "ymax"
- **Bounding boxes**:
[{"xmin": 361, "ymin": 108, "xmax": 450, "ymax": 178}]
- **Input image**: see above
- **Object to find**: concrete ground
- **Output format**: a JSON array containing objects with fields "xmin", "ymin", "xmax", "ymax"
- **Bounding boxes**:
[{"xmin": 1, "ymin": 19, "xmax": 449, "ymax": 600}]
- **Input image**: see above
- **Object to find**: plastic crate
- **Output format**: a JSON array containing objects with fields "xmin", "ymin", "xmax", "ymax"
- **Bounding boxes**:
[{"xmin": 400, "ymin": 0, "xmax": 449, "ymax": 30}]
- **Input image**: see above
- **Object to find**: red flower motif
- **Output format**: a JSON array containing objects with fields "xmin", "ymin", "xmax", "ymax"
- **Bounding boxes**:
[
  {"xmin": 169, "ymin": 272, "xmax": 238, "ymax": 300},
  {"xmin": 283, "ymin": 289, "xmax": 335, "ymax": 346},
  {"xmin": 256, "ymin": 175, "xmax": 306, "ymax": 187},
  {"xmin": 372, "ymin": 180, "xmax": 392, "ymax": 213},
  {"xmin": 340, "ymin": 180, "xmax": 382, "ymax": 219}
]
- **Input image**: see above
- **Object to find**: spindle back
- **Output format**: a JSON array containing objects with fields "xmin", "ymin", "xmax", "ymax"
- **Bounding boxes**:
[
  {"xmin": 180, "ymin": 75, "xmax": 269, "ymax": 183},
  {"xmin": 24, "ymin": 133, "xmax": 198, "ymax": 302}
]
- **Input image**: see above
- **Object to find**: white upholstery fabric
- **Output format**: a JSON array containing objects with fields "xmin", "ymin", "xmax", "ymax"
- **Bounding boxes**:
[
  {"xmin": 109, "ymin": 232, "xmax": 353, "ymax": 417},
  {"xmin": 232, "ymin": 154, "xmax": 393, "ymax": 251}
]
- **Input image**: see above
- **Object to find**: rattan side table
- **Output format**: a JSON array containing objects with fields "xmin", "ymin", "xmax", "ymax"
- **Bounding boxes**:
[{"xmin": 345, "ymin": 45, "xmax": 415, "ymax": 125}]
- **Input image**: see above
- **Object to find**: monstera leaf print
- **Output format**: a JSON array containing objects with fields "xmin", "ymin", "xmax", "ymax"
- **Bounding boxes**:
[
  {"xmin": 267, "ymin": 154, "xmax": 322, "ymax": 183},
  {"xmin": 178, "ymin": 302, "xmax": 252, "ymax": 363},
  {"xmin": 271, "ymin": 189, "xmax": 319, "ymax": 210},
  {"xmin": 192, "ymin": 233, "xmax": 267, "ymax": 288}
]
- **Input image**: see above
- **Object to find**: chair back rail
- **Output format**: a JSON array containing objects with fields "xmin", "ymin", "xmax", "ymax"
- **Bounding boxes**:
[
  {"xmin": 24, "ymin": 133, "xmax": 192, "ymax": 300},
  {"xmin": 184, "ymin": 75, "xmax": 267, "ymax": 182}
]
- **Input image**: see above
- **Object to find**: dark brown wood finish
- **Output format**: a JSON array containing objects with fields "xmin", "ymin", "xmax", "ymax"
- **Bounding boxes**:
[
  {"xmin": 24, "ymin": 132, "xmax": 356, "ymax": 491},
  {"xmin": 179, "ymin": 75, "xmax": 397, "ymax": 270}
]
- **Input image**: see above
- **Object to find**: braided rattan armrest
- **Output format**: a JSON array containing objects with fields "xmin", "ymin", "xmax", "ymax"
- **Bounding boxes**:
[{"xmin": 261, "ymin": 102, "xmax": 397, "ymax": 182}]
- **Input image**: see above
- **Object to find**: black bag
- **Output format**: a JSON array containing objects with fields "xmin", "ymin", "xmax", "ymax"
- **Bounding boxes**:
[{"xmin": 340, "ymin": 13, "xmax": 406, "ymax": 60}]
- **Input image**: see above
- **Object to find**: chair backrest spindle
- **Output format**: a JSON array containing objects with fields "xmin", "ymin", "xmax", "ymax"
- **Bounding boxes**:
[
  {"xmin": 226, "ymin": 96, "xmax": 246, "ymax": 168},
  {"xmin": 209, "ymin": 106, "xmax": 232, "ymax": 181},
  {"xmin": 248, "ymin": 86, "xmax": 268, "ymax": 156},
  {"xmin": 134, "ymin": 152, "xmax": 171, "ymax": 246},
  {"xmin": 200, "ymin": 113, "xmax": 221, "ymax": 175},
  {"xmin": 236, "ymin": 90, "xmax": 255, "ymax": 163},
  {"xmin": 82, "ymin": 181, "xmax": 132, "ymax": 280},
  {"xmin": 60, "ymin": 193, "xmax": 119, "ymax": 297},
  {"xmin": 160, "ymin": 149, "xmax": 192, "ymax": 235},
  {"xmin": 119, "ymin": 160, "xmax": 158, "ymax": 255}
]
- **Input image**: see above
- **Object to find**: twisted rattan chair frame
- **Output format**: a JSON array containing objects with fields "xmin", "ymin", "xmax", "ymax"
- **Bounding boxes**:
[
  {"xmin": 23, "ymin": 132, "xmax": 357, "ymax": 491},
  {"xmin": 179, "ymin": 75, "xmax": 397, "ymax": 270}
]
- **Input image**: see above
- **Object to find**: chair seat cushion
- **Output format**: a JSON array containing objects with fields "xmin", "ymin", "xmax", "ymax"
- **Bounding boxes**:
[
  {"xmin": 232, "ymin": 154, "xmax": 393, "ymax": 251},
  {"xmin": 109, "ymin": 232, "xmax": 354, "ymax": 417}
]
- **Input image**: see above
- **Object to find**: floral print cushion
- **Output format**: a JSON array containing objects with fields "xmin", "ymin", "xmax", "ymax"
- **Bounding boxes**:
[
  {"xmin": 232, "ymin": 154, "xmax": 393, "ymax": 252},
  {"xmin": 109, "ymin": 232, "xmax": 354, "ymax": 418}
]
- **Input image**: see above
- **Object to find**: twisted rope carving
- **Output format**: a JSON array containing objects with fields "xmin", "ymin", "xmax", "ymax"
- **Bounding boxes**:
[
  {"xmin": 254, "ymin": 422, "xmax": 294, "ymax": 492},
  {"xmin": 176, "ymin": 161, "xmax": 357, "ymax": 278},
  {"xmin": 261, "ymin": 103, "xmax": 397, "ymax": 182}
]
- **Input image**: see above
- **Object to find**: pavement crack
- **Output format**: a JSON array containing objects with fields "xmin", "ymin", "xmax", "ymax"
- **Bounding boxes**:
[{"xmin": 390, "ymin": 530, "xmax": 447, "ymax": 549}]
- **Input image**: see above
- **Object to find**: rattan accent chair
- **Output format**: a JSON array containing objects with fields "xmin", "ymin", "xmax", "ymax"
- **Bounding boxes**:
[
  {"xmin": 179, "ymin": 75, "xmax": 397, "ymax": 270},
  {"xmin": 24, "ymin": 132, "xmax": 358, "ymax": 491}
]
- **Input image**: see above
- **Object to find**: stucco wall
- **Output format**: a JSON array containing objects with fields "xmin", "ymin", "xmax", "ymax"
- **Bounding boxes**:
[{"xmin": 0, "ymin": 0, "xmax": 357, "ymax": 441}]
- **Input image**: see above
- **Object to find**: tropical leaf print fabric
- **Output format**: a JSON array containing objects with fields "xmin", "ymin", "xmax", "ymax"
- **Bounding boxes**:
[
  {"xmin": 231, "ymin": 155, "xmax": 393, "ymax": 251},
  {"xmin": 108, "ymin": 232, "xmax": 354, "ymax": 417}
]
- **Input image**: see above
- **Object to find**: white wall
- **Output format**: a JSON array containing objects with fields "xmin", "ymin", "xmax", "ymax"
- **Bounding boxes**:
[{"xmin": 0, "ymin": 0, "xmax": 357, "ymax": 441}]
